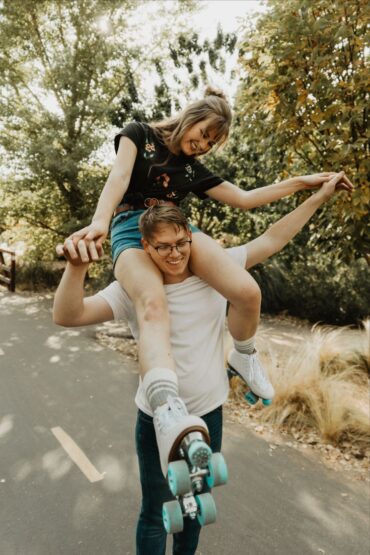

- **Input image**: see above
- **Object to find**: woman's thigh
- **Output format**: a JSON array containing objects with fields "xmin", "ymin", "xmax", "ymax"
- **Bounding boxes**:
[
  {"xmin": 190, "ymin": 232, "xmax": 259, "ymax": 304},
  {"xmin": 114, "ymin": 248, "xmax": 167, "ymax": 308}
]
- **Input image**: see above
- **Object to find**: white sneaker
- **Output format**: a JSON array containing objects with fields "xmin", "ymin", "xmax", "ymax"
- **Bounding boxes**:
[
  {"xmin": 227, "ymin": 349, "xmax": 275, "ymax": 401},
  {"xmin": 153, "ymin": 396, "xmax": 211, "ymax": 477}
]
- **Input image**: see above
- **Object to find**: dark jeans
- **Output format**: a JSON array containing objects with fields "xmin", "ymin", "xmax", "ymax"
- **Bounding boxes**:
[{"xmin": 135, "ymin": 405, "xmax": 223, "ymax": 555}]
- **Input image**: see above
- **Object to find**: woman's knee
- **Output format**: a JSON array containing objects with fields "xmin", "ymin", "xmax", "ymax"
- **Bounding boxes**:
[
  {"xmin": 233, "ymin": 277, "xmax": 261, "ymax": 309},
  {"xmin": 140, "ymin": 295, "xmax": 169, "ymax": 324}
]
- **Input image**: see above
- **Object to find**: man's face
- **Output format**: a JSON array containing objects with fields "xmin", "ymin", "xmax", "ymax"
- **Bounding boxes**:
[
  {"xmin": 180, "ymin": 118, "xmax": 219, "ymax": 157},
  {"xmin": 142, "ymin": 224, "xmax": 193, "ymax": 284}
]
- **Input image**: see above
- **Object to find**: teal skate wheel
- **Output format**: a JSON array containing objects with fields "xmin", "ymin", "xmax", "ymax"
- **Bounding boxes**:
[
  {"xmin": 262, "ymin": 398, "xmax": 272, "ymax": 406},
  {"xmin": 245, "ymin": 391, "xmax": 258, "ymax": 405},
  {"xmin": 167, "ymin": 460, "xmax": 191, "ymax": 496},
  {"xmin": 196, "ymin": 493, "xmax": 217, "ymax": 526},
  {"xmin": 188, "ymin": 440, "xmax": 212, "ymax": 468},
  {"xmin": 162, "ymin": 500, "xmax": 184, "ymax": 534},
  {"xmin": 206, "ymin": 453, "xmax": 228, "ymax": 488}
]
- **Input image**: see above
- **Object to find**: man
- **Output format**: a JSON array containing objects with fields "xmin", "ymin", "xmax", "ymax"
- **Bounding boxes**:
[{"xmin": 54, "ymin": 172, "xmax": 345, "ymax": 555}]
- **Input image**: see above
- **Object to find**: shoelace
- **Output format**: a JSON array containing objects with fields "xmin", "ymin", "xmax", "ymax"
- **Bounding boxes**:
[{"xmin": 154, "ymin": 396, "xmax": 187, "ymax": 434}]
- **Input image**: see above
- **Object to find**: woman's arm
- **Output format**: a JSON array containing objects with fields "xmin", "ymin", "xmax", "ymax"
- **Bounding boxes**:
[
  {"xmin": 63, "ymin": 137, "xmax": 138, "ymax": 254},
  {"xmin": 205, "ymin": 172, "xmax": 353, "ymax": 209},
  {"xmin": 244, "ymin": 173, "xmax": 345, "ymax": 269}
]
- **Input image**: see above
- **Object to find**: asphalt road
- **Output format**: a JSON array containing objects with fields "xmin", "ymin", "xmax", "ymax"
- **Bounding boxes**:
[{"xmin": 0, "ymin": 291, "xmax": 369, "ymax": 555}]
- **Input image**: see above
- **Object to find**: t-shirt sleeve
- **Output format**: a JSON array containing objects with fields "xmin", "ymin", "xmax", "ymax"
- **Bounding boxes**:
[
  {"xmin": 191, "ymin": 160, "xmax": 224, "ymax": 199},
  {"xmin": 114, "ymin": 122, "xmax": 145, "ymax": 154},
  {"xmin": 225, "ymin": 245, "xmax": 248, "ymax": 268},
  {"xmin": 97, "ymin": 281, "xmax": 133, "ymax": 321}
]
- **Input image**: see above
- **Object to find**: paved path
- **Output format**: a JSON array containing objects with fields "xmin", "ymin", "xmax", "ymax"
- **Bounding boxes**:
[{"xmin": 0, "ymin": 291, "xmax": 369, "ymax": 555}]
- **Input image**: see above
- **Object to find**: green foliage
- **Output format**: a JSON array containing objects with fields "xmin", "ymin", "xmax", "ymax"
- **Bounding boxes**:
[
  {"xmin": 0, "ymin": 0, "xmax": 236, "ymax": 276},
  {"xmin": 234, "ymin": 0, "xmax": 369, "ymax": 261},
  {"xmin": 252, "ymin": 253, "xmax": 370, "ymax": 325}
]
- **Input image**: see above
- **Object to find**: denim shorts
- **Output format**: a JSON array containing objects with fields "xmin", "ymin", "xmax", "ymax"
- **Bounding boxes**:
[{"xmin": 111, "ymin": 209, "xmax": 200, "ymax": 267}]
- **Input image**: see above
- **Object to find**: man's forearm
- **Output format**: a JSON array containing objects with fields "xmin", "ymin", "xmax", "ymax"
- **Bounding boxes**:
[
  {"xmin": 241, "ymin": 177, "xmax": 302, "ymax": 209},
  {"xmin": 264, "ymin": 192, "xmax": 324, "ymax": 250},
  {"xmin": 53, "ymin": 263, "xmax": 89, "ymax": 325},
  {"xmin": 245, "ymin": 191, "xmax": 326, "ymax": 269}
]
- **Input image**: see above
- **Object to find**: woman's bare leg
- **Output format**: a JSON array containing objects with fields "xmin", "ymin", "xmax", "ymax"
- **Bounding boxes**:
[
  {"xmin": 190, "ymin": 233, "xmax": 261, "ymax": 341},
  {"xmin": 190, "ymin": 233, "xmax": 274, "ymax": 402},
  {"xmin": 114, "ymin": 248, "xmax": 175, "ymax": 376},
  {"xmin": 114, "ymin": 248, "xmax": 212, "ymax": 475}
]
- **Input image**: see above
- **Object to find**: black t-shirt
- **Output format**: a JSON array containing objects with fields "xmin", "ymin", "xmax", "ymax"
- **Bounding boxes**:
[{"xmin": 114, "ymin": 122, "xmax": 224, "ymax": 205}]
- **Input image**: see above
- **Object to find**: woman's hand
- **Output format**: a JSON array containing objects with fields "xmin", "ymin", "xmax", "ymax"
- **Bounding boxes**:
[
  {"xmin": 312, "ymin": 171, "xmax": 350, "ymax": 202},
  {"xmin": 300, "ymin": 172, "xmax": 354, "ymax": 192},
  {"xmin": 57, "ymin": 237, "xmax": 104, "ymax": 265},
  {"xmin": 61, "ymin": 219, "xmax": 109, "ymax": 261}
]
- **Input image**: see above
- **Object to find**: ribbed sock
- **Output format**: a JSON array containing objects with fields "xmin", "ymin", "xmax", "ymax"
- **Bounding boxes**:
[
  {"xmin": 142, "ymin": 367, "xmax": 179, "ymax": 413},
  {"xmin": 233, "ymin": 336, "xmax": 255, "ymax": 355}
]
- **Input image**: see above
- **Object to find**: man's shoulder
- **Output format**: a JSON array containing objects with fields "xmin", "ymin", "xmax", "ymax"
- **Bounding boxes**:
[
  {"xmin": 97, "ymin": 281, "xmax": 133, "ymax": 319},
  {"xmin": 225, "ymin": 244, "xmax": 248, "ymax": 266}
]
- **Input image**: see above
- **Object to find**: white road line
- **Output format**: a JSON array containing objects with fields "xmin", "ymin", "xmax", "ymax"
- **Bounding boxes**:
[{"xmin": 51, "ymin": 426, "xmax": 104, "ymax": 483}]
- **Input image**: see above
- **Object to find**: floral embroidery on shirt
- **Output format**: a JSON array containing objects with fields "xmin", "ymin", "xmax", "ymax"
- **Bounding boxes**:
[
  {"xmin": 155, "ymin": 173, "xmax": 171, "ymax": 188},
  {"xmin": 185, "ymin": 163, "xmax": 195, "ymax": 182},
  {"xmin": 143, "ymin": 142, "xmax": 156, "ymax": 160}
]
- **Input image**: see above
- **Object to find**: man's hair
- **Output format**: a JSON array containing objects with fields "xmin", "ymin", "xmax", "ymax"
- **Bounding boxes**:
[{"xmin": 139, "ymin": 205, "xmax": 190, "ymax": 241}]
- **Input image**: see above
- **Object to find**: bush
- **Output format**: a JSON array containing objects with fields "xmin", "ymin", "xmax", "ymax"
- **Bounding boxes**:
[
  {"xmin": 16, "ymin": 257, "xmax": 113, "ymax": 292},
  {"xmin": 251, "ymin": 253, "xmax": 370, "ymax": 325}
]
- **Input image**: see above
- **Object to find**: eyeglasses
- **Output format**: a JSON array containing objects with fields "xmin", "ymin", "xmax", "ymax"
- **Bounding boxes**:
[{"xmin": 149, "ymin": 239, "xmax": 192, "ymax": 257}]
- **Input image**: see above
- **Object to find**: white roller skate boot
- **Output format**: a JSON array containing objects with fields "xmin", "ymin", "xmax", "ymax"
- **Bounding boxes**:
[
  {"xmin": 227, "ymin": 349, "xmax": 275, "ymax": 406},
  {"xmin": 153, "ymin": 396, "xmax": 212, "ymax": 478}
]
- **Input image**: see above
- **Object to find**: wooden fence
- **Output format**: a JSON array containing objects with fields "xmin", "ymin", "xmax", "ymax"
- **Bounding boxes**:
[{"xmin": 0, "ymin": 247, "xmax": 16, "ymax": 292}]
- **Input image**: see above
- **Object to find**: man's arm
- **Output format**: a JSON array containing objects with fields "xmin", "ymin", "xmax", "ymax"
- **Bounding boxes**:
[
  {"xmin": 53, "ymin": 258, "xmax": 114, "ymax": 327},
  {"xmin": 205, "ymin": 172, "xmax": 353, "ymax": 210},
  {"xmin": 244, "ymin": 172, "xmax": 346, "ymax": 270}
]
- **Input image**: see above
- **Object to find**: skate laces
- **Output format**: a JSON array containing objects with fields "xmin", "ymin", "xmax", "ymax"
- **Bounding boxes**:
[{"xmin": 154, "ymin": 396, "xmax": 188, "ymax": 434}]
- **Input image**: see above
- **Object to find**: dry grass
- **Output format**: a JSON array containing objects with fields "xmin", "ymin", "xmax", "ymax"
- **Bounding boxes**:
[{"xmin": 228, "ymin": 320, "xmax": 370, "ymax": 451}]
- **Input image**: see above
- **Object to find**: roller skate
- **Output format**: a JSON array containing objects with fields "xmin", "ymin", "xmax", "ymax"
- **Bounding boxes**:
[
  {"xmin": 154, "ymin": 397, "xmax": 228, "ymax": 534},
  {"xmin": 227, "ymin": 349, "xmax": 274, "ymax": 406}
]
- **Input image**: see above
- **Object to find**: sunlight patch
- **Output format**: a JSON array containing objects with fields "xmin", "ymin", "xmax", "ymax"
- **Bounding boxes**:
[{"xmin": 0, "ymin": 414, "xmax": 14, "ymax": 438}]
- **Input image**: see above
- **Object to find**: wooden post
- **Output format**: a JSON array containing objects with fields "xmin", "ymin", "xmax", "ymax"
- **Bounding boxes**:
[{"xmin": 0, "ymin": 247, "xmax": 16, "ymax": 292}]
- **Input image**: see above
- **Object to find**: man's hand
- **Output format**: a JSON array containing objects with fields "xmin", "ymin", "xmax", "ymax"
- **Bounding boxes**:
[
  {"xmin": 312, "ymin": 171, "xmax": 349, "ymax": 202},
  {"xmin": 56, "ymin": 238, "xmax": 104, "ymax": 266},
  {"xmin": 300, "ymin": 172, "xmax": 354, "ymax": 192}
]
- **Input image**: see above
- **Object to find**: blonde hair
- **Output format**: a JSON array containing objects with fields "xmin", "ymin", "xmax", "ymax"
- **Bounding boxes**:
[
  {"xmin": 139, "ymin": 205, "xmax": 190, "ymax": 241},
  {"xmin": 151, "ymin": 86, "xmax": 232, "ymax": 155}
]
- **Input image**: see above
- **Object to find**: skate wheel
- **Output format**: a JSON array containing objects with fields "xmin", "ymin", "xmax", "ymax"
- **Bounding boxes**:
[
  {"xmin": 167, "ymin": 460, "xmax": 191, "ymax": 496},
  {"xmin": 196, "ymin": 493, "xmax": 217, "ymax": 526},
  {"xmin": 206, "ymin": 453, "xmax": 228, "ymax": 488},
  {"xmin": 162, "ymin": 500, "xmax": 184, "ymax": 534},
  {"xmin": 262, "ymin": 398, "xmax": 272, "ymax": 406},
  {"xmin": 245, "ymin": 391, "xmax": 258, "ymax": 405},
  {"xmin": 188, "ymin": 440, "xmax": 212, "ymax": 468}
]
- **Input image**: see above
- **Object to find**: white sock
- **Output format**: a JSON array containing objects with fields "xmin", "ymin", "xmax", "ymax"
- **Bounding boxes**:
[
  {"xmin": 233, "ymin": 337, "xmax": 255, "ymax": 355},
  {"xmin": 142, "ymin": 367, "xmax": 179, "ymax": 412}
]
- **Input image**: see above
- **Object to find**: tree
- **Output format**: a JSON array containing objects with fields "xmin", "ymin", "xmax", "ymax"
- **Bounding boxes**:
[
  {"xmin": 234, "ymin": 0, "xmax": 369, "ymax": 261},
  {"xmin": 0, "ymin": 0, "xmax": 237, "ymax": 267}
]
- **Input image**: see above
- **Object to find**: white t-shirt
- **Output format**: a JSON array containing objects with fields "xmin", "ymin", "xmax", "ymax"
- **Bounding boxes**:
[{"xmin": 98, "ymin": 246, "xmax": 247, "ymax": 417}]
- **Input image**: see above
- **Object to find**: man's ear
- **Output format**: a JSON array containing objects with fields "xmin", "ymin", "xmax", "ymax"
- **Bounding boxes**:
[
  {"xmin": 141, "ymin": 237, "xmax": 150, "ymax": 253},
  {"xmin": 188, "ymin": 229, "xmax": 192, "ymax": 240}
]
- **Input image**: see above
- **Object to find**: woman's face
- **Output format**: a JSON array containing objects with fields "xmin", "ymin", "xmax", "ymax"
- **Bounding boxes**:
[{"xmin": 180, "ymin": 119, "xmax": 219, "ymax": 156}]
